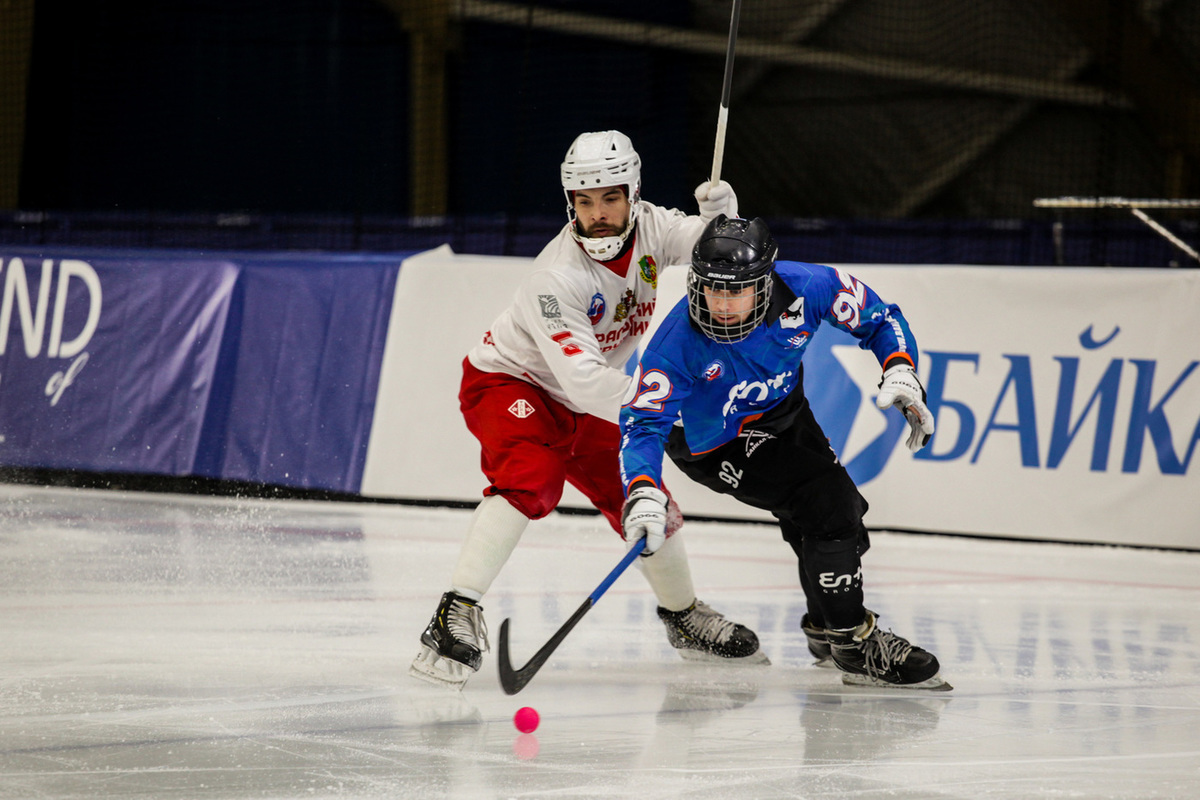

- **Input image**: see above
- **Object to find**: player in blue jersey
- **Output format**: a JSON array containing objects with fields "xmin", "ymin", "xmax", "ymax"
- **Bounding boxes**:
[{"xmin": 618, "ymin": 215, "xmax": 951, "ymax": 691}]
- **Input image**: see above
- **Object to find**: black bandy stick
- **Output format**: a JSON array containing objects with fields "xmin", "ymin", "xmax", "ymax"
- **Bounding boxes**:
[
  {"xmin": 710, "ymin": 0, "xmax": 743, "ymax": 187},
  {"xmin": 497, "ymin": 538, "xmax": 647, "ymax": 695}
]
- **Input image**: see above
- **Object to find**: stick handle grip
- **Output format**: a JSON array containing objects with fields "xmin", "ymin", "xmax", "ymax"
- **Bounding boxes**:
[{"xmin": 710, "ymin": 106, "xmax": 729, "ymax": 187}]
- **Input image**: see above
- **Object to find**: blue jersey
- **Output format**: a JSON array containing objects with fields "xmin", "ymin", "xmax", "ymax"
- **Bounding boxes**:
[{"xmin": 619, "ymin": 261, "xmax": 918, "ymax": 490}]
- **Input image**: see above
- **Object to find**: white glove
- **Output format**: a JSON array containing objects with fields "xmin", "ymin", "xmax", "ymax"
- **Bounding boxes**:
[
  {"xmin": 694, "ymin": 180, "xmax": 738, "ymax": 221},
  {"xmin": 876, "ymin": 363, "xmax": 935, "ymax": 452},
  {"xmin": 621, "ymin": 485, "xmax": 668, "ymax": 556}
]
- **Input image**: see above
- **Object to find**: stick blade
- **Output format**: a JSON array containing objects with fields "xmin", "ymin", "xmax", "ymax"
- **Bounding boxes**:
[
  {"xmin": 497, "ymin": 618, "xmax": 532, "ymax": 695},
  {"xmin": 495, "ymin": 549, "xmax": 639, "ymax": 696},
  {"xmin": 497, "ymin": 599, "xmax": 594, "ymax": 695}
]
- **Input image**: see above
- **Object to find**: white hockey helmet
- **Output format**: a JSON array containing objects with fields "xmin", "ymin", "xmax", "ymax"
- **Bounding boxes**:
[{"xmin": 561, "ymin": 130, "xmax": 642, "ymax": 260}]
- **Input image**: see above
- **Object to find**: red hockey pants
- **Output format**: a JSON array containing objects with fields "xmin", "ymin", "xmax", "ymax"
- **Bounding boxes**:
[{"xmin": 459, "ymin": 358, "xmax": 626, "ymax": 533}]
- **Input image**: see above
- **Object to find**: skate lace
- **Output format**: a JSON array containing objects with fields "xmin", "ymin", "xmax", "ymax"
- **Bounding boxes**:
[
  {"xmin": 861, "ymin": 628, "xmax": 913, "ymax": 677},
  {"xmin": 683, "ymin": 602, "xmax": 734, "ymax": 644},
  {"xmin": 447, "ymin": 600, "xmax": 490, "ymax": 653}
]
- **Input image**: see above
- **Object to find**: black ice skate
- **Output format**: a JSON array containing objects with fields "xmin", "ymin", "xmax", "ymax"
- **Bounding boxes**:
[
  {"xmin": 409, "ymin": 591, "xmax": 490, "ymax": 689},
  {"xmin": 801, "ymin": 613, "xmax": 834, "ymax": 667},
  {"xmin": 826, "ymin": 610, "xmax": 951, "ymax": 691},
  {"xmin": 657, "ymin": 600, "xmax": 770, "ymax": 665}
]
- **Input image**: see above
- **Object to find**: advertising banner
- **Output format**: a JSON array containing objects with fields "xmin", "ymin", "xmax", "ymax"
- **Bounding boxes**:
[
  {"xmin": 0, "ymin": 250, "xmax": 403, "ymax": 492},
  {"xmin": 3, "ymin": 245, "xmax": 1194, "ymax": 548},
  {"xmin": 363, "ymin": 250, "xmax": 1200, "ymax": 549},
  {"xmin": 800, "ymin": 264, "xmax": 1200, "ymax": 548},
  {"xmin": 205, "ymin": 254, "xmax": 401, "ymax": 491},
  {"xmin": 0, "ymin": 253, "xmax": 238, "ymax": 473}
]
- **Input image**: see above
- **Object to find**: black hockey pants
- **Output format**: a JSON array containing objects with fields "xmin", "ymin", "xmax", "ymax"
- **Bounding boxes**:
[{"xmin": 666, "ymin": 389, "xmax": 870, "ymax": 630}]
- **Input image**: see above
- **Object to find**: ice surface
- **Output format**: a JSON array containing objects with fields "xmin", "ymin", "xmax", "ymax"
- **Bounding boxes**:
[{"xmin": 1, "ymin": 484, "xmax": 1198, "ymax": 799}]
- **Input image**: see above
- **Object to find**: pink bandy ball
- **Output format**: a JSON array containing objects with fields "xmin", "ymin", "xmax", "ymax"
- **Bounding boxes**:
[{"xmin": 513, "ymin": 706, "xmax": 540, "ymax": 733}]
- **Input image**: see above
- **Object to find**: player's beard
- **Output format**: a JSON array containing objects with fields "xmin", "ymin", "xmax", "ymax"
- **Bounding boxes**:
[{"xmin": 579, "ymin": 215, "xmax": 629, "ymax": 239}]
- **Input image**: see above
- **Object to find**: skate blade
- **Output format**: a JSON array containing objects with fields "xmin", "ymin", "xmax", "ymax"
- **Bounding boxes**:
[
  {"xmin": 840, "ymin": 672, "xmax": 954, "ymax": 692},
  {"xmin": 812, "ymin": 655, "xmax": 837, "ymax": 669},
  {"xmin": 408, "ymin": 646, "xmax": 473, "ymax": 690},
  {"xmin": 678, "ymin": 648, "xmax": 772, "ymax": 666}
]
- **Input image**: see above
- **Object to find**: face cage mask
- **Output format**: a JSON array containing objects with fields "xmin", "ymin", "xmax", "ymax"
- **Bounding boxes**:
[{"xmin": 686, "ymin": 270, "xmax": 773, "ymax": 343}]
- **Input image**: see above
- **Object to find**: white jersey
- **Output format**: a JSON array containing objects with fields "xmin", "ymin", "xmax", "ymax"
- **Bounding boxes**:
[{"xmin": 468, "ymin": 201, "xmax": 707, "ymax": 423}]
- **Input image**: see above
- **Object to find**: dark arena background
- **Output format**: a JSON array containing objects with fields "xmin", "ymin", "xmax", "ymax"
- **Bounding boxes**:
[{"xmin": 3, "ymin": 0, "xmax": 1200, "ymax": 265}]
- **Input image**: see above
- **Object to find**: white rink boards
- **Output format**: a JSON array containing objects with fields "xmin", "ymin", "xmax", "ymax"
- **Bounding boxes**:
[{"xmin": 363, "ymin": 249, "xmax": 1200, "ymax": 549}]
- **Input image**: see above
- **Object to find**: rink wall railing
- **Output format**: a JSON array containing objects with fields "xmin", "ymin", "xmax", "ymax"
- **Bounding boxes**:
[{"xmin": 1, "ymin": 245, "xmax": 1197, "ymax": 550}]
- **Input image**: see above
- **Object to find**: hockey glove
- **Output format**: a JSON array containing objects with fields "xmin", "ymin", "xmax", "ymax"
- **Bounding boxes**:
[
  {"xmin": 621, "ymin": 485, "xmax": 669, "ymax": 557},
  {"xmin": 876, "ymin": 363, "xmax": 935, "ymax": 452},
  {"xmin": 694, "ymin": 180, "xmax": 738, "ymax": 222}
]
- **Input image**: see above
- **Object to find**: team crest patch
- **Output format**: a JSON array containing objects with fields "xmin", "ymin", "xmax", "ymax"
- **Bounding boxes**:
[
  {"xmin": 703, "ymin": 360, "xmax": 725, "ymax": 381},
  {"xmin": 780, "ymin": 297, "xmax": 805, "ymax": 329},
  {"xmin": 638, "ymin": 255, "xmax": 658, "ymax": 288},
  {"xmin": 587, "ymin": 293, "xmax": 606, "ymax": 325},
  {"xmin": 739, "ymin": 429, "xmax": 776, "ymax": 457},
  {"xmin": 538, "ymin": 295, "xmax": 562, "ymax": 318},
  {"xmin": 508, "ymin": 399, "xmax": 535, "ymax": 418},
  {"xmin": 612, "ymin": 288, "xmax": 636, "ymax": 322}
]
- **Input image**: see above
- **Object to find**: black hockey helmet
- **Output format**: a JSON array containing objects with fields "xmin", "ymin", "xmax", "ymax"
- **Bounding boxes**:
[{"xmin": 688, "ymin": 215, "xmax": 778, "ymax": 342}]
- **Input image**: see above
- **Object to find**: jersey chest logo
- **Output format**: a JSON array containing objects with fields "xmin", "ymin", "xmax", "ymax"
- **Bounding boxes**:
[
  {"xmin": 703, "ymin": 361, "xmax": 725, "ymax": 381},
  {"xmin": 637, "ymin": 255, "xmax": 658, "ymax": 288},
  {"xmin": 722, "ymin": 371, "xmax": 795, "ymax": 417},
  {"xmin": 587, "ymin": 293, "xmax": 606, "ymax": 325},
  {"xmin": 613, "ymin": 288, "xmax": 637, "ymax": 322}
]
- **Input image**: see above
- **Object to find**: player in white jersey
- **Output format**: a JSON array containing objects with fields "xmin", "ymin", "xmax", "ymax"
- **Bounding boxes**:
[{"xmin": 410, "ymin": 131, "xmax": 766, "ymax": 688}]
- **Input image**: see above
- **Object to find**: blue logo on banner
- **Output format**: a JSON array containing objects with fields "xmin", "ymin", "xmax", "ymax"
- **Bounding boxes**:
[{"xmin": 806, "ymin": 324, "xmax": 1199, "ymax": 485}]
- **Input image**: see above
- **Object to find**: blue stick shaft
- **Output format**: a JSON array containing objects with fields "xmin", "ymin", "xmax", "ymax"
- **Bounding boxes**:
[
  {"xmin": 497, "ymin": 537, "xmax": 648, "ymax": 694},
  {"xmin": 588, "ymin": 538, "xmax": 645, "ymax": 603}
]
